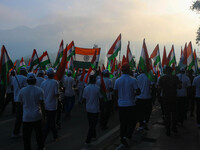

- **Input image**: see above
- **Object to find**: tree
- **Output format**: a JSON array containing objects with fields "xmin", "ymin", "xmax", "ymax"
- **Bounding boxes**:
[{"xmin": 191, "ymin": 0, "xmax": 200, "ymax": 45}]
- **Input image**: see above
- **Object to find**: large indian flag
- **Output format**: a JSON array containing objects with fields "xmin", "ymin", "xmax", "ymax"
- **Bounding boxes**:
[
  {"xmin": 107, "ymin": 34, "xmax": 121, "ymax": 61},
  {"xmin": 74, "ymin": 47, "xmax": 101, "ymax": 69},
  {"xmin": 139, "ymin": 39, "xmax": 154, "ymax": 81},
  {"xmin": 0, "ymin": 45, "xmax": 13, "ymax": 86}
]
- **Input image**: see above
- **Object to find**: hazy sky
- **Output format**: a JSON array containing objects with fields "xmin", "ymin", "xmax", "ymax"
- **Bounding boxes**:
[{"xmin": 0, "ymin": 0, "xmax": 199, "ymax": 62}]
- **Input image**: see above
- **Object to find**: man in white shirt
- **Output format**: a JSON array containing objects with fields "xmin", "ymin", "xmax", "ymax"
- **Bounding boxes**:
[
  {"xmin": 11, "ymin": 67, "xmax": 27, "ymax": 138},
  {"xmin": 77, "ymin": 71, "xmax": 85, "ymax": 104},
  {"xmin": 40, "ymin": 68, "xmax": 59, "ymax": 142},
  {"xmin": 114, "ymin": 63, "xmax": 141, "ymax": 147},
  {"xmin": 176, "ymin": 69, "xmax": 191, "ymax": 126},
  {"xmin": 136, "ymin": 71, "xmax": 152, "ymax": 130},
  {"xmin": 63, "ymin": 70, "xmax": 76, "ymax": 117},
  {"xmin": 36, "ymin": 70, "xmax": 45, "ymax": 87},
  {"xmin": 192, "ymin": 73, "xmax": 200, "ymax": 128},
  {"xmin": 96, "ymin": 69, "xmax": 113, "ymax": 130},
  {"xmin": 82, "ymin": 75, "xmax": 102, "ymax": 145},
  {"xmin": 18, "ymin": 73, "xmax": 45, "ymax": 150}
]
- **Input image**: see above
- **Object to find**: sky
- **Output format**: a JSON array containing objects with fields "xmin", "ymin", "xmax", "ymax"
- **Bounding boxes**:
[{"xmin": 0, "ymin": 0, "xmax": 199, "ymax": 63}]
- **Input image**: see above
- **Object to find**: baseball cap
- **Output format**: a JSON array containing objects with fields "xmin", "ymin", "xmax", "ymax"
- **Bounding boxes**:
[
  {"xmin": 103, "ymin": 69, "xmax": 109, "ymax": 74},
  {"xmin": 27, "ymin": 73, "xmax": 36, "ymax": 80},
  {"xmin": 46, "ymin": 68, "xmax": 55, "ymax": 76}
]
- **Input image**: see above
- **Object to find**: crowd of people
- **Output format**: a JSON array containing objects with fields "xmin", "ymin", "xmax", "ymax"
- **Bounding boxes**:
[{"xmin": 0, "ymin": 63, "xmax": 200, "ymax": 149}]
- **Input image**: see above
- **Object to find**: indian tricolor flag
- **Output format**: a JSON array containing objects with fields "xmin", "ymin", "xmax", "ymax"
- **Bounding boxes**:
[
  {"xmin": 67, "ymin": 41, "xmax": 75, "ymax": 61},
  {"xmin": 39, "ymin": 51, "xmax": 51, "ymax": 69},
  {"xmin": 139, "ymin": 39, "xmax": 154, "ymax": 81},
  {"xmin": 193, "ymin": 49, "xmax": 198, "ymax": 74},
  {"xmin": 167, "ymin": 45, "xmax": 176, "ymax": 72},
  {"xmin": 187, "ymin": 41, "xmax": 195, "ymax": 70},
  {"xmin": 0, "ymin": 45, "xmax": 13, "ymax": 86},
  {"xmin": 162, "ymin": 46, "xmax": 167, "ymax": 68},
  {"xmin": 126, "ymin": 41, "xmax": 135, "ymax": 69},
  {"xmin": 150, "ymin": 44, "xmax": 161, "ymax": 67},
  {"xmin": 29, "ymin": 49, "xmax": 39, "ymax": 72},
  {"xmin": 18, "ymin": 57, "xmax": 26, "ymax": 72},
  {"xmin": 107, "ymin": 34, "xmax": 121, "ymax": 61},
  {"xmin": 74, "ymin": 47, "xmax": 100, "ymax": 69},
  {"xmin": 53, "ymin": 40, "xmax": 64, "ymax": 68},
  {"xmin": 84, "ymin": 50, "xmax": 97, "ymax": 83}
]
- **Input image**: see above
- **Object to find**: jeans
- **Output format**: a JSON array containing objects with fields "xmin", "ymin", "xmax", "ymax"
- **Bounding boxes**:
[
  {"xmin": 86, "ymin": 112, "xmax": 99, "ymax": 143},
  {"xmin": 13, "ymin": 103, "xmax": 23, "ymax": 135},
  {"xmin": 64, "ymin": 96, "xmax": 75, "ymax": 114},
  {"xmin": 43, "ymin": 110, "xmax": 57, "ymax": 141},
  {"xmin": 23, "ymin": 120, "xmax": 44, "ymax": 150}
]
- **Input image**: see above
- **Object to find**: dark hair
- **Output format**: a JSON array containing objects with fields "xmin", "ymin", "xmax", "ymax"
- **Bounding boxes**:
[
  {"xmin": 27, "ymin": 79, "xmax": 36, "ymax": 85},
  {"xmin": 89, "ymin": 75, "xmax": 96, "ymax": 84},
  {"xmin": 164, "ymin": 66, "xmax": 173, "ymax": 74}
]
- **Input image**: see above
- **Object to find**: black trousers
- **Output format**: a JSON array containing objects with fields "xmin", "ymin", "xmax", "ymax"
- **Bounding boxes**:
[
  {"xmin": 177, "ymin": 97, "xmax": 187, "ymax": 124},
  {"xmin": 196, "ymin": 98, "xmax": 200, "ymax": 124},
  {"xmin": 163, "ymin": 98, "xmax": 177, "ymax": 130},
  {"xmin": 99, "ymin": 100, "xmax": 113, "ymax": 128},
  {"xmin": 86, "ymin": 112, "xmax": 99, "ymax": 143},
  {"xmin": 1, "ymin": 93, "xmax": 15, "ymax": 113},
  {"xmin": 23, "ymin": 120, "xmax": 44, "ymax": 150},
  {"xmin": 43, "ymin": 110, "xmax": 57, "ymax": 141},
  {"xmin": 136, "ymin": 98, "xmax": 152, "ymax": 126},
  {"xmin": 118, "ymin": 106, "xmax": 137, "ymax": 139},
  {"xmin": 13, "ymin": 103, "xmax": 23, "ymax": 135}
]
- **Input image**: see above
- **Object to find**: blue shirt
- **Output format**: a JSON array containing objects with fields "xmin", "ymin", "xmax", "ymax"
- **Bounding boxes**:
[
  {"xmin": 136, "ymin": 73, "xmax": 152, "ymax": 99},
  {"xmin": 193, "ymin": 75, "xmax": 200, "ymax": 98},
  {"xmin": 114, "ymin": 74, "xmax": 139, "ymax": 107}
]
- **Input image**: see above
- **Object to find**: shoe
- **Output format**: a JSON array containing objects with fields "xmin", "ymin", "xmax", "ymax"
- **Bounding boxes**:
[
  {"xmin": 120, "ymin": 137, "xmax": 130, "ymax": 147},
  {"xmin": 172, "ymin": 126, "xmax": 178, "ymax": 133},
  {"xmin": 166, "ymin": 129, "xmax": 170, "ymax": 136},
  {"xmin": 84, "ymin": 142, "xmax": 93, "ymax": 147},
  {"xmin": 11, "ymin": 133, "xmax": 20, "ymax": 139}
]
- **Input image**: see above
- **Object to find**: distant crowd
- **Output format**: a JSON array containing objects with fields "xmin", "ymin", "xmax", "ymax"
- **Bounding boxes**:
[{"xmin": 0, "ymin": 63, "xmax": 200, "ymax": 149}]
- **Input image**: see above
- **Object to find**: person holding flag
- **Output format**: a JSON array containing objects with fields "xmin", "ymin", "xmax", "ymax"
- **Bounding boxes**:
[
  {"xmin": 62, "ymin": 70, "xmax": 76, "ymax": 117},
  {"xmin": 11, "ymin": 67, "xmax": 27, "ymax": 138},
  {"xmin": 96, "ymin": 69, "xmax": 113, "ymax": 130}
]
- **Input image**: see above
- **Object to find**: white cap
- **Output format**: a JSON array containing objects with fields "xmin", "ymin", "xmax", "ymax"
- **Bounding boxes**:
[
  {"xmin": 27, "ymin": 73, "xmax": 36, "ymax": 80},
  {"xmin": 46, "ymin": 68, "xmax": 55, "ymax": 76}
]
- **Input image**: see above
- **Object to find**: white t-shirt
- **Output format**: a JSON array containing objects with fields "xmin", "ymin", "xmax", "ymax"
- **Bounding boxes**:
[
  {"xmin": 18, "ymin": 85, "xmax": 44, "ymax": 122},
  {"xmin": 136, "ymin": 73, "xmax": 152, "ymax": 99},
  {"xmin": 77, "ymin": 75, "xmax": 85, "ymax": 89},
  {"xmin": 63, "ymin": 75, "xmax": 76, "ymax": 97},
  {"xmin": 193, "ymin": 75, "xmax": 200, "ymax": 98},
  {"xmin": 12, "ymin": 75, "xmax": 27, "ymax": 102},
  {"xmin": 96, "ymin": 77, "xmax": 113, "ymax": 101},
  {"xmin": 40, "ymin": 78, "xmax": 59, "ymax": 111},
  {"xmin": 83, "ymin": 84, "xmax": 101, "ymax": 113},
  {"xmin": 114, "ymin": 74, "xmax": 139, "ymax": 107},
  {"xmin": 36, "ymin": 77, "xmax": 45, "ymax": 87},
  {"xmin": 177, "ymin": 73, "xmax": 191, "ymax": 97}
]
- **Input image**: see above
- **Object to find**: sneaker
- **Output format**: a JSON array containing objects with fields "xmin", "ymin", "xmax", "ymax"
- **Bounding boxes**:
[
  {"xmin": 11, "ymin": 133, "xmax": 20, "ymax": 139},
  {"xmin": 84, "ymin": 142, "xmax": 93, "ymax": 147},
  {"xmin": 120, "ymin": 137, "xmax": 130, "ymax": 147},
  {"xmin": 166, "ymin": 129, "xmax": 170, "ymax": 136}
]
